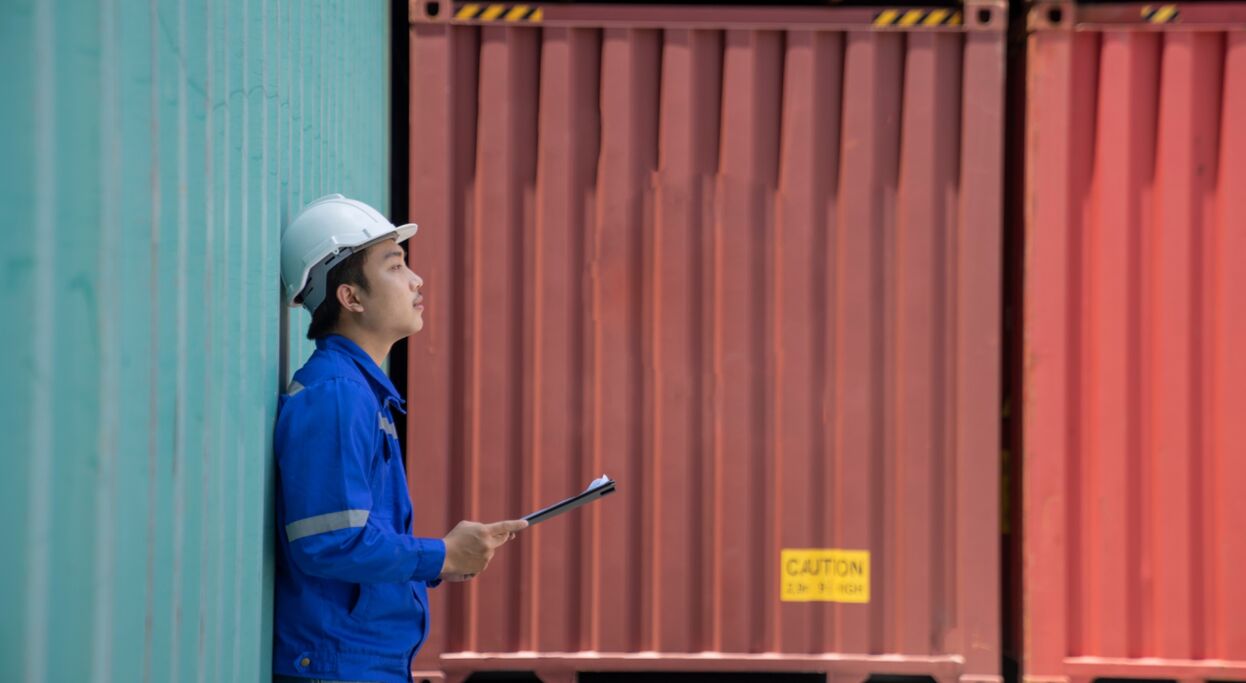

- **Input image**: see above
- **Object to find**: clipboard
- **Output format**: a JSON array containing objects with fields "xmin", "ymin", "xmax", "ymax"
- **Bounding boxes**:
[{"xmin": 523, "ymin": 475, "xmax": 616, "ymax": 526}]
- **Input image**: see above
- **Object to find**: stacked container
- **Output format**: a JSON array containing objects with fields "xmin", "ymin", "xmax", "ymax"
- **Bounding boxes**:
[
  {"xmin": 404, "ymin": 2, "xmax": 1007, "ymax": 682},
  {"xmin": 1024, "ymin": 3, "xmax": 1246, "ymax": 682}
]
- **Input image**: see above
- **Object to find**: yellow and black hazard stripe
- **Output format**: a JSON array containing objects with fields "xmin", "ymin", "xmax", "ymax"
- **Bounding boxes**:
[
  {"xmin": 1140, "ymin": 4, "xmax": 1180, "ymax": 23},
  {"xmin": 454, "ymin": 3, "xmax": 543, "ymax": 22},
  {"xmin": 873, "ymin": 8, "xmax": 963, "ymax": 27}
]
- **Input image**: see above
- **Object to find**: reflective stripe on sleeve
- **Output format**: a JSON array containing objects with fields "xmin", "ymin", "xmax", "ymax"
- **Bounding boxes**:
[{"xmin": 285, "ymin": 509, "xmax": 370, "ymax": 542}]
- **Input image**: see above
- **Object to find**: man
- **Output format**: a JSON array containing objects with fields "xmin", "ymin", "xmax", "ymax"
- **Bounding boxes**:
[{"xmin": 273, "ymin": 194, "xmax": 526, "ymax": 683}]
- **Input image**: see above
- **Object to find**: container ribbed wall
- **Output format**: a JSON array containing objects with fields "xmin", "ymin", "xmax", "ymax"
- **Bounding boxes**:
[
  {"xmin": 405, "ymin": 5, "xmax": 1005, "ymax": 682},
  {"xmin": 1024, "ymin": 6, "xmax": 1246, "ymax": 682},
  {"xmin": 0, "ymin": 1, "xmax": 390, "ymax": 681}
]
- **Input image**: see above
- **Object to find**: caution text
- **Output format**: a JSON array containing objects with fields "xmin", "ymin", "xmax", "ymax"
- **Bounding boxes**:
[{"xmin": 780, "ymin": 549, "xmax": 870, "ymax": 603}]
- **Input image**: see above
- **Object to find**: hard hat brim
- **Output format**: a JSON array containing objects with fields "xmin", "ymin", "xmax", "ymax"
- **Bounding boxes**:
[{"xmin": 392, "ymin": 223, "xmax": 418, "ymax": 244}]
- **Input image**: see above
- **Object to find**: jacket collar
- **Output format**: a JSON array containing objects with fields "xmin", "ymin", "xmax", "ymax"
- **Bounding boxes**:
[{"xmin": 317, "ymin": 334, "xmax": 406, "ymax": 413}]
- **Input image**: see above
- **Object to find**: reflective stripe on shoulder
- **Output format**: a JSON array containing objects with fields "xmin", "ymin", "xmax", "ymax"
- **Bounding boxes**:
[
  {"xmin": 287, "ymin": 380, "xmax": 305, "ymax": 396},
  {"xmin": 285, "ymin": 509, "xmax": 369, "ymax": 542},
  {"xmin": 378, "ymin": 413, "xmax": 398, "ymax": 439}
]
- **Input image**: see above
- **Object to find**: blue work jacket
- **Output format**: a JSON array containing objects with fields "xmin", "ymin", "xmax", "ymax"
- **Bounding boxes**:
[{"xmin": 273, "ymin": 334, "xmax": 446, "ymax": 683}]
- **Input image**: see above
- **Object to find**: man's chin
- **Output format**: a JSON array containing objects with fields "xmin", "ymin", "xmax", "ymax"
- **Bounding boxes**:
[{"xmin": 390, "ymin": 319, "xmax": 423, "ymax": 342}]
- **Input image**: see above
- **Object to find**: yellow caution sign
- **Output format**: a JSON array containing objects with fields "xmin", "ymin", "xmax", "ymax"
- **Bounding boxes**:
[{"xmin": 780, "ymin": 549, "xmax": 870, "ymax": 603}]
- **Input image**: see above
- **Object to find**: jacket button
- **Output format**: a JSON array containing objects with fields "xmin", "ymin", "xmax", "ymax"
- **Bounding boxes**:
[{"xmin": 300, "ymin": 657, "xmax": 311, "ymax": 667}]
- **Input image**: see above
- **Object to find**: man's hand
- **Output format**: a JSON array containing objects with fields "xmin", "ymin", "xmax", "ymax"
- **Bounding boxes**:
[{"xmin": 439, "ymin": 518, "xmax": 528, "ymax": 579}]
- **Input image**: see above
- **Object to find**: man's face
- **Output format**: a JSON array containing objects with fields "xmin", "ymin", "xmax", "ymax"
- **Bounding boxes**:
[{"xmin": 356, "ymin": 238, "xmax": 424, "ymax": 338}]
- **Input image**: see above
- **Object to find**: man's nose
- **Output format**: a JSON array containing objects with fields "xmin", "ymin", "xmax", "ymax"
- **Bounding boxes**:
[{"xmin": 411, "ymin": 272, "xmax": 423, "ymax": 289}]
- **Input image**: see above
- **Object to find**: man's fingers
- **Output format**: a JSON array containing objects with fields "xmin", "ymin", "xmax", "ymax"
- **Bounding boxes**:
[{"xmin": 486, "ymin": 519, "xmax": 529, "ymax": 537}]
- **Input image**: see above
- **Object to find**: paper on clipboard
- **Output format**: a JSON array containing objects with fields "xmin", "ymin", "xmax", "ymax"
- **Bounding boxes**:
[{"xmin": 522, "ymin": 474, "xmax": 616, "ymax": 526}]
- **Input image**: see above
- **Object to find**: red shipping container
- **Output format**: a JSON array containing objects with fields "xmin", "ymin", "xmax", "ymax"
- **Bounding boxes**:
[
  {"xmin": 405, "ymin": 3, "xmax": 1006, "ymax": 682},
  {"xmin": 1024, "ymin": 3, "xmax": 1246, "ymax": 683}
]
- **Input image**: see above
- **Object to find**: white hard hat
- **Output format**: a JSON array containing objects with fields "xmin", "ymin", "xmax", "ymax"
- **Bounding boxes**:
[{"xmin": 280, "ymin": 194, "xmax": 418, "ymax": 313}]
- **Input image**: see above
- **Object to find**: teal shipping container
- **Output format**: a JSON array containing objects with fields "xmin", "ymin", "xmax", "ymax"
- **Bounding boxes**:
[{"xmin": 0, "ymin": 1, "xmax": 393, "ymax": 681}]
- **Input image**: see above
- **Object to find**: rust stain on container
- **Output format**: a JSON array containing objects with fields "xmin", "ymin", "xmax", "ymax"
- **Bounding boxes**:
[
  {"xmin": 1024, "ymin": 13, "xmax": 1246, "ymax": 683},
  {"xmin": 406, "ymin": 4, "xmax": 1005, "ymax": 682}
]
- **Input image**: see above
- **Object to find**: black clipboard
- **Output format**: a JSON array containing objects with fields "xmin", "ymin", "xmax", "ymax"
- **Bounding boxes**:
[{"xmin": 523, "ymin": 475, "xmax": 616, "ymax": 526}]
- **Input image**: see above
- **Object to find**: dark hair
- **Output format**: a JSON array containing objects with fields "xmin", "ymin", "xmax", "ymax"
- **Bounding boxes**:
[{"xmin": 306, "ymin": 248, "xmax": 371, "ymax": 340}]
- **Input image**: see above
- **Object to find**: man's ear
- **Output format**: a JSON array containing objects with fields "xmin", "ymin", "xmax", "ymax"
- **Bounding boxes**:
[{"xmin": 336, "ymin": 282, "xmax": 365, "ymax": 313}]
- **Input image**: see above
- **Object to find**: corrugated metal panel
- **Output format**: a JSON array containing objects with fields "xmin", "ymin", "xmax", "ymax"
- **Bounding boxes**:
[
  {"xmin": 1024, "ymin": 6, "xmax": 1246, "ymax": 682},
  {"xmin": 0, "ymin": 1, "xmax": 391, "ymax": 681},
  {"xmin": 405, "ymin": 4, "xmax": 1005, "ymax": 681}
]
